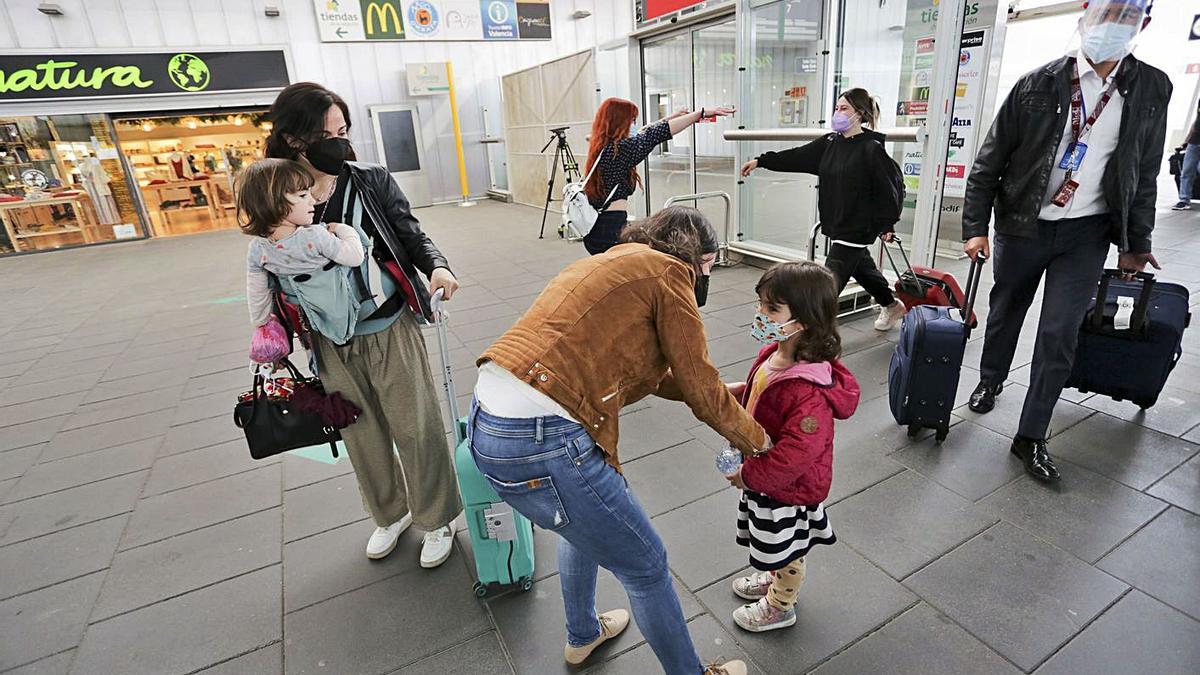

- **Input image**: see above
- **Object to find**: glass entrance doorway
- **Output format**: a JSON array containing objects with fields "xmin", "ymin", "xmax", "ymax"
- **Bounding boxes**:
[{"xmin": 641, "ymin": 18, "xmax": 739, "ymax": 228}]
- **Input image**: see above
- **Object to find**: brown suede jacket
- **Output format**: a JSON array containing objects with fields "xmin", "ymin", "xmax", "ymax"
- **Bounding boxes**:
[{"xmin": 478, "ymin": 243, "xmax": 768, "ymax": 470}]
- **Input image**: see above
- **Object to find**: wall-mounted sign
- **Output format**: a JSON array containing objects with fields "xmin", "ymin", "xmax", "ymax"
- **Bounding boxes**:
[
  {"xmin": 641, "ymin": 0, "xmax": 707, "ymax": 22},
  {"xmin": 0, "ymin": 50, "xmax": 289, "ymax": 102},
  {"xmin": 313, "ymin": 0, "xmax": 552, "ymax": 42},
  {"xmin": 406, "ymin": 62, "xmax": 450, "ymax": 95}
]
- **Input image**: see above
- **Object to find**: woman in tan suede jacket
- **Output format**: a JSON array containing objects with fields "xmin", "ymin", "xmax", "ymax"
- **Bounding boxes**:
[{"xmin": 470, "ymin": 207, "xmax": 766, "ymax": 675}]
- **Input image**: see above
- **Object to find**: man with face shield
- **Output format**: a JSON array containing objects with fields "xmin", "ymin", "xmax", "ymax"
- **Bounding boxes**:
[{"xmin": 960, "ymin": 0, "xmax": 1171, "ymax": 482}]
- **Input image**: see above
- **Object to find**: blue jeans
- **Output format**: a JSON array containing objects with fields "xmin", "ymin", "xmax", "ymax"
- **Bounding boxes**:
[
  {"xmin": 1181, "ymin": 143, "xmax": 1199, "ymax": 203},
  {"xmin": 468, "ymin": 403, "xmax": 702, "ymax": 675}
]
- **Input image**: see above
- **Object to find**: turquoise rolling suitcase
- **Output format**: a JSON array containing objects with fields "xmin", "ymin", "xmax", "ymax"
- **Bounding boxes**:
[{"xmin": 430, "ymin": 292, "xmax": 535, "ymax": 598}]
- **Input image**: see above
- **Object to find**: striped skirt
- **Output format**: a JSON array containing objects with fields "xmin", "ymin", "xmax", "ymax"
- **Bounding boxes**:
[{"xmin": 735, "ymin": 490, "xmax": 836, "ymax": 571}]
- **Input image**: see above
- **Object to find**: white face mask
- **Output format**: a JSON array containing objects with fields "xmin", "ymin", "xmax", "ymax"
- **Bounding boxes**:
[{"xmin": 1081, "ymin": 21, "xmax": 1138, "ymax": 63}]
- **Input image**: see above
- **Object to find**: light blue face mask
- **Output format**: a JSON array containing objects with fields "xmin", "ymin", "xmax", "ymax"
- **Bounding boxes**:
[{"xmin": 1081, "ymin": 21, "xmax": 1138, "ymax": 63}]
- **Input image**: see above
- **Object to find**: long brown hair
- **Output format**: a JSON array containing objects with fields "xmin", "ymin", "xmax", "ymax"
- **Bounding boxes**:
[
  {"xmin": 755, "ymin": 262, "xmax": 842, "ymax": 363},
  {"xmin": 265, "ymin": 82, "xmax": 354, "ymax": 160},
  {"xmin": 618, "ymin": 205, "xmax": 706, "ymax": 271},
  {"xmin": 840, "ymin": 88, "xmax": 881, "ymax": 128},
  {"xmin": 584, "ymin": 98, "xmax": 640, "ymax": 202}
]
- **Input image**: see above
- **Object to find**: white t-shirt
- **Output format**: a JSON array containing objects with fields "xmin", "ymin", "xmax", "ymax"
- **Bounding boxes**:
[{"xmin": 474, "ymin": 361, "xmax": 579, "ymax": 422}]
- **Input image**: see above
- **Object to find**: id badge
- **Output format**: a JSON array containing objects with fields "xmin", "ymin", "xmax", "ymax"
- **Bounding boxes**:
[
  {"xmin": 1050, "ymin": 178, "xmax": 1080, "ymax": 207},
  {"xmin": 1058, "ymin": 142, "xmax": 1088, "ymax": 171}
]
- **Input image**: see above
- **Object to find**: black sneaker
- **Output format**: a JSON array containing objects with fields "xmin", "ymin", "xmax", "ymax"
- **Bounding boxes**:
[
  {"xmin": 1172, "ymin": 201, "xmax": 1192, "ymax": 211},
  {"xmin": 968, "ymin": 382, "xmax": 1003, "ymax": 414}
]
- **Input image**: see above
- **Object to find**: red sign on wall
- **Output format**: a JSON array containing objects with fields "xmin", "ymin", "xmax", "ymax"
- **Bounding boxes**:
[{"xmin": 644, "ymin": 0, "xmax": 706, "ymax": 21}]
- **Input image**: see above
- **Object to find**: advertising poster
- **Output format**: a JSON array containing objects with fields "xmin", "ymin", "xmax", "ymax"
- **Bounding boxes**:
[{"xmin": 313, "ymin": 0, "xmax": 550, "ymax": 41}]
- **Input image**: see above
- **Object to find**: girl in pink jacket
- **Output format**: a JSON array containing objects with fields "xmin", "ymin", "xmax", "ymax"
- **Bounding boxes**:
[{"xmin": 724, "ymin": 261, "xmax": 861, "ymax": 633}]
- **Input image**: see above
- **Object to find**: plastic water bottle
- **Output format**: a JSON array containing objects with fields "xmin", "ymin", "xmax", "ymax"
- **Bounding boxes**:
[{"xmin": 715, "ymin": 445, "xmax": 743, "ymax": 476}]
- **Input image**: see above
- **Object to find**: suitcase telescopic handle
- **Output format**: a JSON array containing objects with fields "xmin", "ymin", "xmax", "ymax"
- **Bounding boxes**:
[
  {"xmin": 1094, "ymin": 269, "xmax": 1155, "ymax": 333},
  {"xmin": 430, "ymin": 289, "xmax": 463, "ymax": 442},
  {"xmin": 880, "ymin": 234, "xmax": 917, "ymax": 280},
  {"xmin": 961, "ymin": 253, "xmax": 987, "ymax": 333}
]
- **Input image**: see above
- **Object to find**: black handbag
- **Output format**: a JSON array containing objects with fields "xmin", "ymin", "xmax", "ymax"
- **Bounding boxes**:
[{"xmin": 232, "ymin": 360, "xmax": 341, "ymax": 460}]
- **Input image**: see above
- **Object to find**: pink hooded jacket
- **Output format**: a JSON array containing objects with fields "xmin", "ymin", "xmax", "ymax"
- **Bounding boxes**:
[{"xmin": 738, "ymin": 344, "xmax": 860, "ymax": 505}]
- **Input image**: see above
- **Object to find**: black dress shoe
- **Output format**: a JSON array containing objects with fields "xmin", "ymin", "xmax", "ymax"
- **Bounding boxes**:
[
  {"xmin": 1010, "ymin": 437, "xmax": 1061, "ymax": 482},
  {"xmin": 968, "ymin": 382, "xmax": 1003, "ymax": 414}
]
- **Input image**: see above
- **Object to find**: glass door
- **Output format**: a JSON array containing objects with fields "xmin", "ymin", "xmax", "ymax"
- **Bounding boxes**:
[{"xmin": 642, "ymin": 32, "xmax": 695, "ymax": 213}]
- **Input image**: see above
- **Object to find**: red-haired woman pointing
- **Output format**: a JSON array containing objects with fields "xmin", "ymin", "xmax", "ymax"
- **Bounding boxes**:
[{"xmin": 582, "ymin": 98, "xmax": 734, "ymax": 255}]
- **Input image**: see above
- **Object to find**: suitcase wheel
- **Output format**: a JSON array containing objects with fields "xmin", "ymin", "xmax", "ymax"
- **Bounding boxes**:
[
  {"xmin": 1134, "ymin": 397, "xmax": 1156, "ymax": 410},
  {"xmin": 520, "ymin": 577, "xmax": 534, "ymax": 592},
  {"xmin": 906, "ymin": 425, "xmax": 920, "ymax": 439},
  {"xmin": 473, "ymin": 581, "xmax": 488, "ymax": 598},
  {"xmin": 935, "ymin": 425, "xmax": 948, "ymax": 444}
]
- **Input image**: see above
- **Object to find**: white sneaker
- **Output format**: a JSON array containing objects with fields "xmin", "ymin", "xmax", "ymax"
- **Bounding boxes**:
[
  {"xmin": 366, "ymin": 514, "xmax": 412, "ymax": 560},
  {"xmin": 420, "ymin": 525, "xmax": 455, "ymax": 568},
  {"xmin": 874, "ymin": 301, "xmax": 906, "ymax": 331}
]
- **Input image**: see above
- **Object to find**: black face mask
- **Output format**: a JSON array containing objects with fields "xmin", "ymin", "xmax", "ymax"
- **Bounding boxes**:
[
  {"xmin": 305, "ymin": 137, "xmax": 353, "ymax": 175},
  {"xmin": 695, "ymin": 274, "xmax": 710, "ymax": 308}
]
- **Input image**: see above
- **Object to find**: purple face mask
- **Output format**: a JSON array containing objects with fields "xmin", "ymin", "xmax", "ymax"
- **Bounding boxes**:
[{"xmin": 831, "ymin": 111, "xmax": 855, "ymax": 133}]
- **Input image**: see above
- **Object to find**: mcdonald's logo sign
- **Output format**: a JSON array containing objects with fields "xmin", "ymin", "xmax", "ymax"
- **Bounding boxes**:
[{"xmin": 361, "ymin": 0, "xmax": 404, "ymax": 39}]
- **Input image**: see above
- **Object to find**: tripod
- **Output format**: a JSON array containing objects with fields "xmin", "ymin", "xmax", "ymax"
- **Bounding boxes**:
[{"xmin": 539, "ymin": 127, "xmax": 581, "ymax": 239}]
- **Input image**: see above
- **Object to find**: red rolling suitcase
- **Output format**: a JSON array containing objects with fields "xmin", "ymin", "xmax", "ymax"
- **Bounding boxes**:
[{"xmin": 882, "ymin": 237, "xmax": 978, "ymax": 329}]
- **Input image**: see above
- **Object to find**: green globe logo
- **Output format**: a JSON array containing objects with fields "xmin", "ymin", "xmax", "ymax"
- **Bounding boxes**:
[{"xmin": 168, "ymin": 53, "xmax": 210, "ymax": 92}]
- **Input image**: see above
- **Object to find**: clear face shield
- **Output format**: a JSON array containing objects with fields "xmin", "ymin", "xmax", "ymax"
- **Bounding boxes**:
[{"xmin": 1075, "ymin": 0, "xmax": 1149, "ymax": 64}]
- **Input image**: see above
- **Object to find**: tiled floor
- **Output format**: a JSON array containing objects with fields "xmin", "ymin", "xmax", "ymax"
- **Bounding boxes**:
[{"xmin": 1, "ymin": 201, "xmax": 1198, "ymax": 674}]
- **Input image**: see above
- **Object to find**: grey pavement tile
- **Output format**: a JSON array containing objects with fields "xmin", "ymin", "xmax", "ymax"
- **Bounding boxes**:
[
  {"xmin": 43, "ymin": 338, "xmax": 130, "ymax": 365},
  {"xmin": 840, "ymin": 343, "xmax": 896, "ymax": 402},
  {"xmin": 0, "ymin": 345, "xmax": 53, "ymax": 368},
  {"xmin": 0, "ymin": 393, "xmax": 87, "ymax": 432},
  {"xmin": 17, "ymin": 356, "xmax": 117, "ymax": 388},
  {"xmin": 95, "ymin": 509, "xmax": 281, "ymax": 621},
  {"xmin": 611, "ymin": 407, "xmax": 695, "ymax": 462},
  {"xmin": 199, "ymin": 335, "xmax": 253, "ymax": 359},
  {"xmin": 1097, "ymin": 508, "xmax": 1200, "ymax": 621},
  {"xmin": 830, "ymin": 471, "xmax": 998, "ymax": 579},
  {"xmin": 192, "ymin": 351, "xmax": 249, "ymax": 378},
  {"xmin": 3, "ymin": 650, "xmax": 75, "ymax": 675},
  {"xmin": 980, "ymin": 464, "xmax": 1167, "ymax": 563},
  {"xmin": 81, "ymin": 366, "xmax": 195, "ymax": 404},
  {"xmin": 0, "ymin": 572, "xmax": 104, "ymax": 671},
  {"xmin": 450, "ymin": 314, "xmax": 520, "ymax": 345},
  {"xmin": 890, "ymin": 420, "xmax": 1026, "ymax": 501},
  {"xmin": 0, "ymin": 444, "xmax": 43, "ymax": 482},
  {"xmin": 702, "ymin": 289, "xmax": 757, "ymax": 315},
  {"xmin": 160, "ymin": 414, "xmax": 245, "ymax": 456},
  {"xmin": 119, "ymin": 335, "xmax": 207, "ymax": 364},
  {"xmin": 1006, "ymin": 364, "xmax": 1094, "ymax": 403},
  {"xmin": 282, "ymin": 452, "xmax": 354, "ymax": 491},
  {"xmin": 1052, "ymin": 412, "xmax": 1200, "ymax": 490},
  {"xmin": 0, "ymin": 417, "xmax": 66, "ymax": 453},
  {"xmin": 143, "ymin": 439, "xmax": 272, "ymax": 496},
  {"xmin": 0, "ymin": 471, "xmax": 146, "ymax": 546},
  {"xmin": 183, "ymin": 367, "xmax": 249, "ymax": 400},
  {"xmin": 170, "ymin": 387, "xmax": 245, "ymax": 427},
  {"xmin": 1035, "ymin": 591, "xmax": 1200, "ymax": 675},
  {"xmin": 810, "ymin": 603, "xmax": 1021, "ymax": 675},
  {"xmin": 586, "ymin": 614, "xmax": 761, "ymax": 675},
  {"xmin": 623, "ymin": 440, "xmax": 729, "ymax": 517},
  {"xmin": 197, "ymin": 644, "xmax": 281, "ymax": 674},
  {"xmin": 701, "ymin": 313, "xmax": 745, "ymax": 340},
  {"xmin": 283, "ymin": 517, "xmax": 414, "ymax": 613},
  {"xmin": 391, "ymin": 632, "xmax": 512, "ymax": 675},
  {"xmin": 705, "ymin": 331, "xmax": 763, "ymax": 369},
  {"xmin": 0, "ymin": 360, "xmax": 31, "ymax": 380},
  {"xmin": 0, "ymin": 371, "xmax": 103, "ymax": 408},
  {"xmin": 60, "ymin": 387, "xmax": 183, "ymax": 431},
  {"xmin": 0, "ymin": 477, "xmax": 16, "ymax": 502},
  {"xmin": 283, "ymin": 471, "xmax": 367, "ymax": 543},
  {"xmin": 1083, "ymin": 385, "xmax": 1200, "ymax": 437},
  {"xmin": 488, "ymin": 567, "xmax": 702, "ymax": 675},
  {"xmin": 40, "ymin": 410, "xmax": 174, "ymax": 462},
  {"xmin": 906, "ymin": 522, "xmax": 1128, "ymax": 671},
  {"xmin": 698, "ymin": 542, "xmax": 918, "ymax": 675},
  {"xmin": 6, "ymin": 437, "xmax": 161, "ymax": 504},
  {"xmin": 1148, "ymin": 452, "xmax": 1200, "ymax": 515},
  {"xmin": 101, "ymin": 354, "xmax": 194, "ymax": 383},
  {"xmin": 120, "ymin": 464, "xmax": 281, "ymax": 550},
  {"xmin": 0, "ymin": 515, "xmax": 126, "ymax": 601},
  {"xmin": 652, "ymin": 488, "xmax": 749, "ymax": 591},
  {"xmin": 72, "ymin": 566, "xmax": 282, "ymax": 675},
  {"xmin": 283, "ymin": 563, "xmax": 490, "ymax": 675},
  {"xmin": 956, "ymin": 382, "xmax": 1094, "ymax": 440}
]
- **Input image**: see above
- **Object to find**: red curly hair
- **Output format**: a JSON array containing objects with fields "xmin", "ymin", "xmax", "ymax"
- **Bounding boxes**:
[{"xmin": 584, "ymin": 98, "xmax": 641, "ymax": 203}]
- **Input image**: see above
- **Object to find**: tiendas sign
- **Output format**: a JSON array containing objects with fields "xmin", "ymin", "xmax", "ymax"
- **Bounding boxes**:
[{"xmin": 0, "ymin": 50, "xmax": 289, "ymax": 102}]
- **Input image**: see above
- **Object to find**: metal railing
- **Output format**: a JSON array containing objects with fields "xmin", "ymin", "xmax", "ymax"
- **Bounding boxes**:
[
  {"xmin": 663, "ymin": 191, "xmax": 735, "ymax": 266},
  {"xmin": 724, "ymin": 126, "xmax": 924, "ymax": 143}
]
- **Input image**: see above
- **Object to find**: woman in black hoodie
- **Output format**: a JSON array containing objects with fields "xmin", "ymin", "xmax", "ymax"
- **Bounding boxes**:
[{"xmin": 740, "ymin": 88, "xmax": 906, "ymax": 331}]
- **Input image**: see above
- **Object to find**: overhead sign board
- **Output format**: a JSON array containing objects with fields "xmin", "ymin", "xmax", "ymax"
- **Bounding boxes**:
[{"xmin": 312, "ymin": 0, "xmax": 551, "ymax": 41}]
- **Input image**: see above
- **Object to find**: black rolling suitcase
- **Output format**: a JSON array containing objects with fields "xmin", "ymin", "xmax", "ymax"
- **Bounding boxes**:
[
  {"xmin": 888, "ymin": 254, "xmax": 986, "ymax": 442},
  {"xmin": 1066, "ymin": 270, "xmax": 1191, "ymax": 409}
]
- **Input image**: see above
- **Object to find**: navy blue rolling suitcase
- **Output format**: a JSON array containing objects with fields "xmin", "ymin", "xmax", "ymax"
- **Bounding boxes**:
[
  {"xmin": 1066, "ymin": 270, "xmax": 1191, "ymax": 410},
  {"xmin": 888, "ymin": 255, "xmax": 986, "ymax": 443}
]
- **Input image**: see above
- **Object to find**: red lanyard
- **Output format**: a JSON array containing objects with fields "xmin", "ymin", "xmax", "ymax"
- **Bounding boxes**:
[{"xmin": 1068, "ymin": 60, "xmax": 1119, "ymax": 147}]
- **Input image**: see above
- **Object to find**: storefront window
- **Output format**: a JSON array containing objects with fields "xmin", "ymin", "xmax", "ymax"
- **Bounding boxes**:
[
  {"xmin": 114, "ymin": 111, "xmax": 271, "ymax": 236},
  {"xmin": 0, "ymin": 114, "xmax": 145, "ymax": 256}
]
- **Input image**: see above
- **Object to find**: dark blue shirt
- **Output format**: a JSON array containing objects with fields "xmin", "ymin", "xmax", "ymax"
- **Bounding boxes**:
[{"xmin": 588, "ymin": 120, "xmax": 673, "ymax": 209}]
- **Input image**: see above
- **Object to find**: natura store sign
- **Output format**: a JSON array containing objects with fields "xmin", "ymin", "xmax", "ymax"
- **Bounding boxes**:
[{"xmin": 0, "ymin": 50, "xmax": 290, "ymax": 102}]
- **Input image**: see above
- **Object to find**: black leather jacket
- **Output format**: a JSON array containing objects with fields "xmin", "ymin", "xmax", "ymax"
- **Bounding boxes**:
[
  {"xmin": 324, "ymin": 162, "xmax": 450, "ymax": 322},
  {"xmin": 963, "ymin": 55, "xmax": 1171, "ymax": 253}
]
